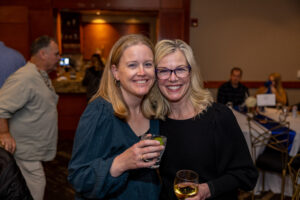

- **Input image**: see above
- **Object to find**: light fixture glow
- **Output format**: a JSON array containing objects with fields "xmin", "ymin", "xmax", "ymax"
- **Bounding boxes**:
[{"xmin": 91, "ymin": 19, "xmax": 107, "ymax": 23}]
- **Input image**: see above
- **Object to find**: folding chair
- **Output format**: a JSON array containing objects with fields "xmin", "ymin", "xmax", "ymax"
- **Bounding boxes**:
[
  {"xmin": 288, "ymin": 154, "xmax": 300, "ymax": 200},
  {"xmin": 247, "ymin": 116, "xmax": 290, "ymax": 200}
]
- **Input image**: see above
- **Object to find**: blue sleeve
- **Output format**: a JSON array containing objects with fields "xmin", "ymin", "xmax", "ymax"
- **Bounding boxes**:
[{"xmin": 68, "ymin": 99, "xmax": 129, "ymax": 199}]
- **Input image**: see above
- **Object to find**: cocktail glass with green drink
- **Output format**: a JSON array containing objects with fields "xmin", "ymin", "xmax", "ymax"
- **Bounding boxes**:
[{"xmin": 141, "ymin": 134, "xmax": 167, "ymax": 168}]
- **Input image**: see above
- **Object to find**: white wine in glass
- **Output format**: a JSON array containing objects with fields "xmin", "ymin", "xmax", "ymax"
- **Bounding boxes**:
[{"xmin": 174, "ymin": 169, "xmax": 199, "ymax": 200}]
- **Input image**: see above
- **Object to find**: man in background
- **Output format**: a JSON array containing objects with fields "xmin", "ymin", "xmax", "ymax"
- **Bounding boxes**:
[
  {"xmin": 0, "ymin": 41, "xmax": 26, "ymax": 88},
  {"xmin": 217, "ymin": 67, "xmax": 249, "ymax": 107},
  {"xmin": 0, "ymin": 36, "xmax": 60, "ymax": 200}
]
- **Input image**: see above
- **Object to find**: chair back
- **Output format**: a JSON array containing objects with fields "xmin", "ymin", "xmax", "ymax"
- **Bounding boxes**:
[
  {"xmin": 288, "ymin": 154, "xmax": 300, "ymax": 200},
  {"xmin": 247, "ymin": 116, "xmax": 290, "ymax": 164}
]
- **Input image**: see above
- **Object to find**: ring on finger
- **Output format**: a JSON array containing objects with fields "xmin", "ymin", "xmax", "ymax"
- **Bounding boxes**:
[
  {"xmin": 140, "ymin": 154, "xmax": 145, "ymax": 161},
  {"xmin": 141, "ymin": 154, "xmax": 149, "ymax": 162}
]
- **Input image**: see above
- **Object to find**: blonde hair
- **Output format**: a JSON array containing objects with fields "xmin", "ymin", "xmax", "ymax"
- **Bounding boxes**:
[
  {"xmin": 151, "ymin": 39, "xmax": 213, "ymax": 119},
  {"xmin": 90, "ymin": 34, "xmax": 155, "ymax": 120}
]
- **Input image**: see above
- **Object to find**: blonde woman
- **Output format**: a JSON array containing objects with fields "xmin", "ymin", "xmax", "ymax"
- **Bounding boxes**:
[
  {"xmin": 256, "ymin": 72, "xmax": 287, "ymax": 106},
  {"xmin": 151, "ymin": 39, "xmax": 258, "ymax": 200},
  {"xmin": 68, "ymin": 34, "xmax": 164, "ymax": 200}
]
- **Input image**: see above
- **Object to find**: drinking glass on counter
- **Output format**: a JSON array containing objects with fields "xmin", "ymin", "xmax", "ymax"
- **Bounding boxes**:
[
  {"xmin": 174, "ymin": 169, "xmax": 199, "ymax": 200},
  {"xmin": 141, "ymin": 134, "xmax": 167, "ymax": 168}
]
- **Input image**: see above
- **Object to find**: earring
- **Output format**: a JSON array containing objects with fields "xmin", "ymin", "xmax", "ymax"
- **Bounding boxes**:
[{"xmin": 115, "ymin": 79, "xmax": 120, "ymax": 87}]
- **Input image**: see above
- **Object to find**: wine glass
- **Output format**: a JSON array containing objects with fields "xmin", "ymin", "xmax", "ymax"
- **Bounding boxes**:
[{"xmin": 174, "ymin": 169, "xmax": 199, "ymax": 200}]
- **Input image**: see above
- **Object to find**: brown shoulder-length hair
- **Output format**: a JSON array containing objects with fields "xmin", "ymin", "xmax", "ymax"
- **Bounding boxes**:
[
  {"xmin": 150, "ymin": 39, "xmax": 213, "ymax": 119},
  {"xmin": 90, "ymin": 34, "xmax": 155, "ymax": 120},
  {"xmin": 269, "ymin": 72, "xmax": 283, "ymax": 91}
]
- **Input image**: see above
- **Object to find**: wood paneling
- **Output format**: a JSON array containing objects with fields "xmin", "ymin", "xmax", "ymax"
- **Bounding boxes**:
[
  {"xmin": 0, "ymin": 0, "xmax": 51, "ymax": 9},
  {"xmin": 82, "ymin": 23, "xmax": 150, "ymax": 60},
  {"xmin": 0, "ymin": 6, "xmax": 28, "ymax": 23},
  {"xmin": 29, "ymin": 9, "xmax": 54, "ymax": 44},
  {"xmin": 52, "ymin": 0, "xmax": 159, "ymax": 10},
  {"xmin": 0, "ymin": 6, "xmax": 29, "ymax": 58},
  {"xmin": 158, "ymin": 10, "xmax": 185, "ymax": 40},
  {"xmin": 160, "ymin": 0, "xmax": 183, "ymax": 9},
  {"xmin": 57, "ymin": 93, "xmax": 87, "ymax": 138}
]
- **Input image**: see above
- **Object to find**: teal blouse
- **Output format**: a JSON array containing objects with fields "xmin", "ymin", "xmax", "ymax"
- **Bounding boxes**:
[{"xmin": 68, "ymin": 97, "xmax": 160, "ymax": 199}]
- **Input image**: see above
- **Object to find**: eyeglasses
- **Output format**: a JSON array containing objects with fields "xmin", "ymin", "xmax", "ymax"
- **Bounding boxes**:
[{"xmin": 156, "ymin": 65, "xmax": 191, "ymax": 80}]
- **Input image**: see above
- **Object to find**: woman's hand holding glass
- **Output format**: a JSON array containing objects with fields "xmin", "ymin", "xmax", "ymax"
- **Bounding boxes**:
[
  {"xmin": 185, "ymin": 183, "xmax": 211, "ymax": 200},
  {"xmin": 110, "ymin": 135, "xmax": 164, "ymax": 177},
  {"xmin": 174, "ymin": 170, "xmax": 199, "ymax": 200},
  {"xmin": 173, "ymin": 169, "xmax": 211, "ymax": 200}
]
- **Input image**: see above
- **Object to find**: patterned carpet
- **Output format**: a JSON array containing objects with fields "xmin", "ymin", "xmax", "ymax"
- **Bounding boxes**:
[
  {"xmin": 44, "ymin": 139, "xmax": 75, "ymax": 200},
  {"xmin": 43, "ymin": 139, "xmax": 291, "ymax": 200}
]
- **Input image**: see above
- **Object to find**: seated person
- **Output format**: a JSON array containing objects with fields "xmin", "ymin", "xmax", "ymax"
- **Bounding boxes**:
[
  {"xmin": 82, "ymin": 54, "xmax": 105, "ymax": 101},
  {"xmin": 256, "ymin": 72, "xmax": 287, "ymax": 106},
  {"xmin": 217, "ymin": 67, "xmax": 249, "ymax": 106},
  {"xmin": 0, "ymin": 147, "xmax": 33, "ymax": 199}
]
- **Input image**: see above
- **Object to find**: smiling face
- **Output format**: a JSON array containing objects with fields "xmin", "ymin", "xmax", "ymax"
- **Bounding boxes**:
[
  {"xmin": 157, "ymin": 50, "xmax": 190, "ymax": 103},
  {"xmin": 112, "ymin": 43, "xmax": 155, "ymax": 100}
]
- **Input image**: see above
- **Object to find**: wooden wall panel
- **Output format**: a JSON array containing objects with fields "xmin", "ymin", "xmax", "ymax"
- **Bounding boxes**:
[
  {"xmin": 52, "ymin": 0, "xmax": 159, "ymax": 10},
  {"xmin": 82, "ymin": 23, "xmax": 150, "ymax": 60},
  {"xmin": 0, "ymin": 6, "xmax": 29, "ymax": 58},
  {"xmin": 29, "ymin": 9, "xmax": 54, "ymax": 44},
  {"xmin": 0, "ymin": 6, "xmax": 28, "ymax": 23},
  {"xmin": 158, "ymin": 10, "xmax": 185, "ymax": 40},
  {"xmin": 0, "ymin": 0, "xmax": 51, "ymax": 9},
  {"xmin": 105, "ymin": 0, "xmax": 159, "ymax": 10},
  {"xmin": 57, "ymin": 93, "xmax": 87, "ymax": 139},
  {"xmin": 160, "ymin": 0, "xmax": 183, "ymax": 9}
]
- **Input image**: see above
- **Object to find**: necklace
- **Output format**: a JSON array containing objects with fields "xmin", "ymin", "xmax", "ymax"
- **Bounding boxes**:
[{"xmin": 37, "ymin": 69, "xmax": 55, "ymax": 92}]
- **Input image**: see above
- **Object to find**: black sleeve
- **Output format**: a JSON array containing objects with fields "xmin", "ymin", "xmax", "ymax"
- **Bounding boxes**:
[
  {"xmin": 217, "ymin": 84, "xmax": 227, "ymax": 105},
  {"xmin": 245, "ymin": 86, "xmax": 249, "ymax": 98},
  {"xmin": 0, "ymin": 148, "xmax": 33, "ymax": 200},
  {"xmin": 207, "ymin": 104, "xmax": 258, "ymax": 198},
  {"xmin": 82, "ymin": 69, "xmax": 91, "ymax": 86}
]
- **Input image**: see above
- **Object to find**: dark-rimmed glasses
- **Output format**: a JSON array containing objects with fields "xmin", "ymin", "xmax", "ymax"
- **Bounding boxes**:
[{"xmin": 156, "ymin": 65, "xmax": 191, "ymax": 80}]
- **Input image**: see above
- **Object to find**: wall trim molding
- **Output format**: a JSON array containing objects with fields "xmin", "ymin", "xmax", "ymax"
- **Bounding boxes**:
[{"xmin": 203, "ymin": 81, "xmax": 300, "ymax": 89}]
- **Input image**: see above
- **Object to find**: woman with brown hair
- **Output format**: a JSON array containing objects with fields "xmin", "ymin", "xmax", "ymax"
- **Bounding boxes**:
[{"xmin": 68, "ymin": 34, "xmax": 164, "ymax": 200}]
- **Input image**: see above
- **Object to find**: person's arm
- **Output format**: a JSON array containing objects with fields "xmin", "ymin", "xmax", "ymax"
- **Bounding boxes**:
[
  {"xmin": 0, "ymin": 74, "xmax": 29, "ymax": 154},
  {"xmin": 110, "ymin": 139, "xmax": 162, "ymax": 177},
  {"xmin": 256, "ymin": 86, "xmax": 268, "ymax": 95},
  {"xmin": 185, "ymin": 183, "xmax": 211, "ymax": 200},
  {"xmin": 0, "ymin": 118, "xmax": 16, "ymax": 153},
  {"xmin": 206, "ymin": 105, "xmax": 258, "ymax": 198},
  {"xmin": 82, "ymin": 69, "xmax": 90, "ymax": 86}
]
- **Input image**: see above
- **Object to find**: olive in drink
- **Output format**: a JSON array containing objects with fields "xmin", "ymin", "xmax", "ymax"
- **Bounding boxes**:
[
  {"xmin": 173, "ymin": 169, "xmax": 199, "ymax": 200},
  {"xmin": 174, "ymin": 183, "xmax": 198, "ymax": 199}
]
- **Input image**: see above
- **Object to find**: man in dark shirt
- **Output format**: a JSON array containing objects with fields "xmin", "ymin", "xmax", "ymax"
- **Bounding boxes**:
[{"xmin": 217, "ymin": 67, "xmax": 249, "ymax": 106}]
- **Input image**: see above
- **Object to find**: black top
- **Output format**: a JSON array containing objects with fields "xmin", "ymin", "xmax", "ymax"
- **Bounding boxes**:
[
  {"xmin": 217, "ymin": 81, "xmax": 249, "ymax": 106},
  {"xmin": 159, "ymin": 103, "xmax": 258, "ymax": 200},
  {"xmin": 82, "ymin": 66, "xmax": 103, "ymax": 101},
  {"xmin": 0, "ymin": 148, "xmax": 33, "ymax": 200}
]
